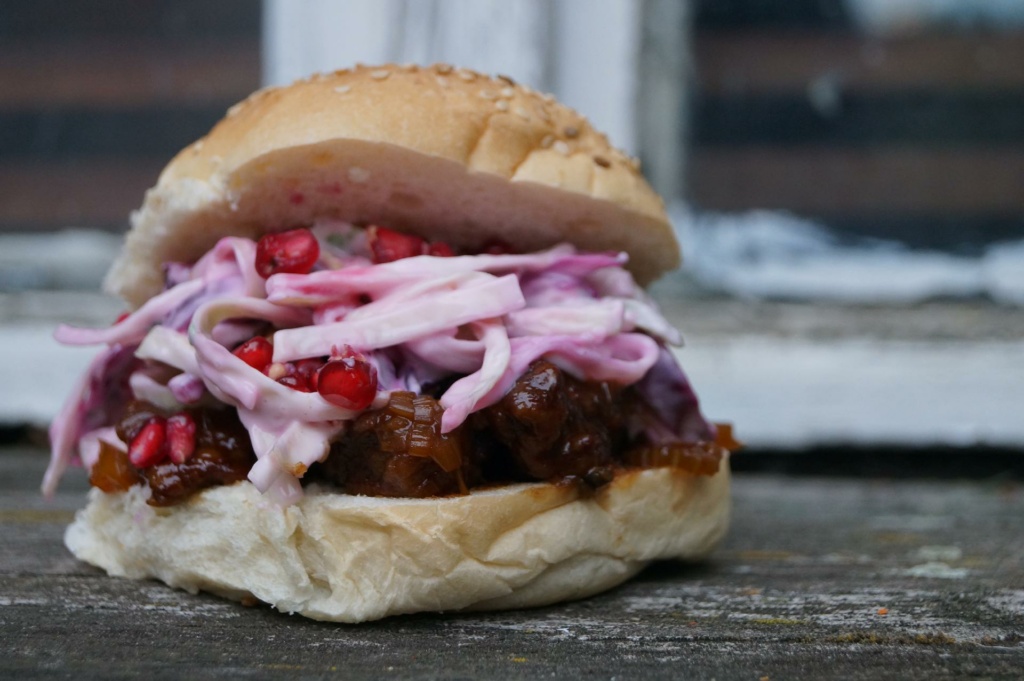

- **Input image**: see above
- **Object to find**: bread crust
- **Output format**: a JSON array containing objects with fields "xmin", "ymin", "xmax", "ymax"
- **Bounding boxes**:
[
  {"xmin": 104, "ymin": 64, "xmax": 678, "ymax": 308},
  {"xmin": 66, "ymin": 464, "xmax": 729, "ymax": 622}
]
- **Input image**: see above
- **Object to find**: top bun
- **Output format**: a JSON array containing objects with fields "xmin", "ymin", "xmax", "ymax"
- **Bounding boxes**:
[{"xmin": 106, "ymin": 64, "xmax": 679, "ymax": 308}]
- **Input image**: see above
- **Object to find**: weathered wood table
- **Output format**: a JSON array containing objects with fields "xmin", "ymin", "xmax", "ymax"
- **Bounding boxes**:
[{"xmin": 3, "ymin": 446, "xmax": 1021, "ymax": 679}]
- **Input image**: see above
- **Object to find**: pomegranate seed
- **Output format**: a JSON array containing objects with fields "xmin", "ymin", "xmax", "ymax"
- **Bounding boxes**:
[
  {"xmin": 233, "ymin": 336, "xmax": 273, "ymax": 372},
  {"xmin": 255, "ymin": 228, "xmax": 320, "ymax": 278},
  {"xmin": 367, "ymin": 226, "xmax": 425, "ymax": 263},
  {"xmin": 317, "ymin": 356, "xmax": 378, "ymax": 410},
  {"xmin": 427, "ymin": 241, "xmax": 455, "ymax": 257},
  {"xmin": 294, "ymin": 358, "xmax": 325, "ymax": 391},
  {"xmin": 166, "ymin": 413, "xmax": 197, "ymax": 464},
  {"xmin": 278, "ymin": 374, "xmax": 314, "ymax": 392},
  {"xmin": 128, "ymin": 418, "xmax": 167, "ymax": 468},
  {"xmin": 114, "ymin": 311, "xmax": 131, "ymax": 324}
]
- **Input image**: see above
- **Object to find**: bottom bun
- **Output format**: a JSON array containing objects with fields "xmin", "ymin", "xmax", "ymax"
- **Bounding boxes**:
[{"xmin": 65, "ymin": 463, "xmax": 730, "ymax": 622}]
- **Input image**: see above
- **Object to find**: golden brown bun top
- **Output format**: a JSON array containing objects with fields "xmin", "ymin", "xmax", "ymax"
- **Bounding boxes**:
[{"xmin": 106, "ymin": 64, "xmax": 679, "ymax": 307}]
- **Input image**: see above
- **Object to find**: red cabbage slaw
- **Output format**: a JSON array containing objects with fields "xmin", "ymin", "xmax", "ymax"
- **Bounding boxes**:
[{"xmin": 45, "ymin": 220, "xmax": 711, "ymax": 505}]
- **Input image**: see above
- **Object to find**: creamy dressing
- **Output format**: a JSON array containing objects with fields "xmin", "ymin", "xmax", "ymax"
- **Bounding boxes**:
[{"xmin": 45, "ymin": 220, "xmax": 700, "ymax": 504}]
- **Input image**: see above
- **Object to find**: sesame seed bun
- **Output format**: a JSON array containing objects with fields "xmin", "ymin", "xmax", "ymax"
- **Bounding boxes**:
[{"xmin": 105, "ymin": 63, "xmax": 678, "ymax": 308}]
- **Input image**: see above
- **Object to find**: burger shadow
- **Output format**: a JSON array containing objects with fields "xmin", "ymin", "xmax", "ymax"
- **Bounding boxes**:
[{"xmin": 632, "ymin": 558, "xmax": 720, "ymax": 585}]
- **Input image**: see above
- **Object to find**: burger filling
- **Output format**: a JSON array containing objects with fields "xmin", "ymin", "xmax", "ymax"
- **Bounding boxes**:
[{"xmin": 45, "ymin": 221, "xmax": 732, "ymax": 506}]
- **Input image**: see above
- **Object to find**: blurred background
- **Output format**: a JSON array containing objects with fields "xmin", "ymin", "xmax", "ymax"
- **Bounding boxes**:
[{"xmin": 1, "ymin": 0, "xmax": 1021, "ymax": 469}]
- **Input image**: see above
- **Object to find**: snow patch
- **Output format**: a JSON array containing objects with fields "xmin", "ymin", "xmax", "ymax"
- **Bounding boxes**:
[{"xmin": 673, "ymin": 207, "xmax": 1024, "ymax": 305}]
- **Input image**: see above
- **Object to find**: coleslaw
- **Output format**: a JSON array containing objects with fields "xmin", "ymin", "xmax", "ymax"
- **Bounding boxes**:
[{"xmin": 45, "ymin": 219, "xmax": 713, "ymax": 505}]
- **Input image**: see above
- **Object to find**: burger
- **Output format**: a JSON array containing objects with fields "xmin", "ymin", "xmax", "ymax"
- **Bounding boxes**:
[{"xmin": 44, "ymin": 64, "xmax": 734, "ymax": 622}]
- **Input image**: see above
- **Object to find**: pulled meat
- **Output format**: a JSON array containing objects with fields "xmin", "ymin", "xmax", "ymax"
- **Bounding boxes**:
[
  {"xmin": 319, "ymin": 392, "xmax": 475, "ymax": 498},
  {"xmin": 312, "ymin": 361, "xmax": 659, "ymax": 498},
  {"xmin": 114, "ymin": 402, "xmax": 255, "ymax": 506},
  {"xmin": 109, "ymin": 362, "xmax": 724, "ymax": 504},
  {"xmin": 473, "ymin": 360, "xmax": 626, "ymax": 486}
]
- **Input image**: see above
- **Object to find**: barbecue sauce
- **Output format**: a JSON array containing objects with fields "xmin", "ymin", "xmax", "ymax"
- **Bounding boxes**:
[{"xmin": 100, "ymin": 362, "xmax": 725, "ymax": 504}]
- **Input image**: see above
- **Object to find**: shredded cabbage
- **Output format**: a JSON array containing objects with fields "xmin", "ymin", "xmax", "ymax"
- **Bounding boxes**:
[
  {"xmin": 45, "ymin": 224, "xmax": 708, "ymax": 504},
  {"xmin": 129, "ymin": 371, "xmax": 185, "ymax": 411},
  {"xmin": 43, "ymin": 344, "xmax": 136, "ymax": 497},
  {"xmin": 270, "ymin": 274, "xmax": 524, "ymax": 362},
  {"xmin": 438, "ymin": 321, "xmax": 511, "ymax": 433},
  {"xmin": 136, "ymin": 327, "xmax": 201, "ymax": 375}
]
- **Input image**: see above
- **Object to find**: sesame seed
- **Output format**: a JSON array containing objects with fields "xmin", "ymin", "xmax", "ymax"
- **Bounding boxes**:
[
  {"xmin": 553, "ymin": 140, "xmax": 570, "ymax": 156},
  {"xmin": 513, "ymin": 106, "xmax": 531, "ymax": 120},
  {"xmin": 399, "ymin": 63, "xmax": 417, "ymax": 71},
  {"xmin": 334, "ymin": 85, "xmax": 351, "ymax": 94},
  {"xmin": 594, "ymin": 155, "xmax": 610, "ymax": 168},
  {"xmin": 436, "ymin": 76, "xmax": 450, "ymax": 88},
  {"xmin": 457, "ymin": 69, "xmax": 476, "ymax": 82},
  {"xmin": 348, "ymin": 167, "xmax": 371, "ymax": 183},
  {"xmin": 500, "ymin": 87, "xmax": 515, "ymax": 98},
  {"xmin": 370, "ymin": 69, "xmax": 390, "ymax": 80},
  {"xmin": 564, "ymin": 126, "xmax": 579, "ymax": 139},
  {"xmin": 436, "ymin": 63, "xmax": 453, "ymax": 74},
  {"xmin": 495, "ymin": 99, "xmax": 509, "ymax": 111},
  {"xmin": 497, "ymin": 74, "xmax": 516, "ymax": 86},
  {"xmin": 540, "ymin": 135, "xmax": 554, "ymax": 148},
  {"xmin": 478, "ymin": 89, "xmax": 497, "ymax": 100},
  {"xmin": 542, "ymin": 92, "xmax": 555, "ymax": 103}
]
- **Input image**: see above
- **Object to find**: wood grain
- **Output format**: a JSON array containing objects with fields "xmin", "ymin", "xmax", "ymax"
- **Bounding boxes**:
[
  {"xmin": 696, "ymin": 30, "xmax": 1024, "ymax": 94},
  {"xmin": 0, "ymin": 159, "xmax": 164, "ymax": 228},
  {"xmin": 690, "ymin": 148, "xmax": 1024, "ymax": 214},
  {"xmin": 0, "ymin": 39, "xmax": 259, "ymax": 108},
  {"xmin": 3, "ymin": 447, "xmax": 1021, "ymax": 679}
]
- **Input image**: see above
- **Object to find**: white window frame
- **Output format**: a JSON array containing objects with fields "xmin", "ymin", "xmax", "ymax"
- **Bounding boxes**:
[{"xmin": 262, "ymin": 0, "xmax": 687, "ymax": 200}]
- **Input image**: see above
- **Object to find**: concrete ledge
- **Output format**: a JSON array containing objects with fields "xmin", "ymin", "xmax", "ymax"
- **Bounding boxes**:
[
  {"xmin": 679, "ymin": 337, "xmax": 1023, "ymax": 449},
  {"xmin": 5, "ymin": 290, "xmax": 1021, "ymax": 450}
]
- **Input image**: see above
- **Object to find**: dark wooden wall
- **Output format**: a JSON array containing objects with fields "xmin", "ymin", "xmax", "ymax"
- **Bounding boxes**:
[
  {"xmin": 689, "ymin": 0, "xmax": 1024, "ymax": 252},
  {"xmin": 0, "ymin": 0, "xmax": 261, "ymax": 233},
  {"xmin": 4, "ymin": 0, "xmax": 1021, "ymax": 255}
]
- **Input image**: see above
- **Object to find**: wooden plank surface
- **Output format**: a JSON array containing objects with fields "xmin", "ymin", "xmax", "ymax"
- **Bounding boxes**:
[
  {"xmin": 0, "ymin": 0, "xmax": 260, "ymax": 235},
  {"xmin": 690, "ymin": 148, "xmax": 1024, "ymax": 214},
  {"xmin": 0, "ymin": 0, "xmax": 260, "ymax": 41},
  {"xmin": 695, "ymin": 31, "xmax": 1024, "ymax": 94},
  {"xmin": 0, "ymin": 38, "xmax": 259, "ymax": 108},
  {"xmin": 3, "ymin": 447, "xmax": 1022, "ymax": 679},
  {"xmin": 0, "ymin": 159, "xmax": 164, "ymax": 228}
]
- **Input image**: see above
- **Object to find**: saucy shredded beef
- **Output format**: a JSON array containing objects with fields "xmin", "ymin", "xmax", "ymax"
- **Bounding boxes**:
[
  {"xmin": 110, "ymin": 361, "xmax": 723, "ymax": 505},
  {"xmin": 113, "ymin": 402, "xmax": 256, "ymax": 506},
  {"xmin": 471, "ymin": 360, "xmax": 625, "ymax": 489},
  {"xmin": 309, "ymin": 360, "xmax": 713, "ymax": 498}
]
